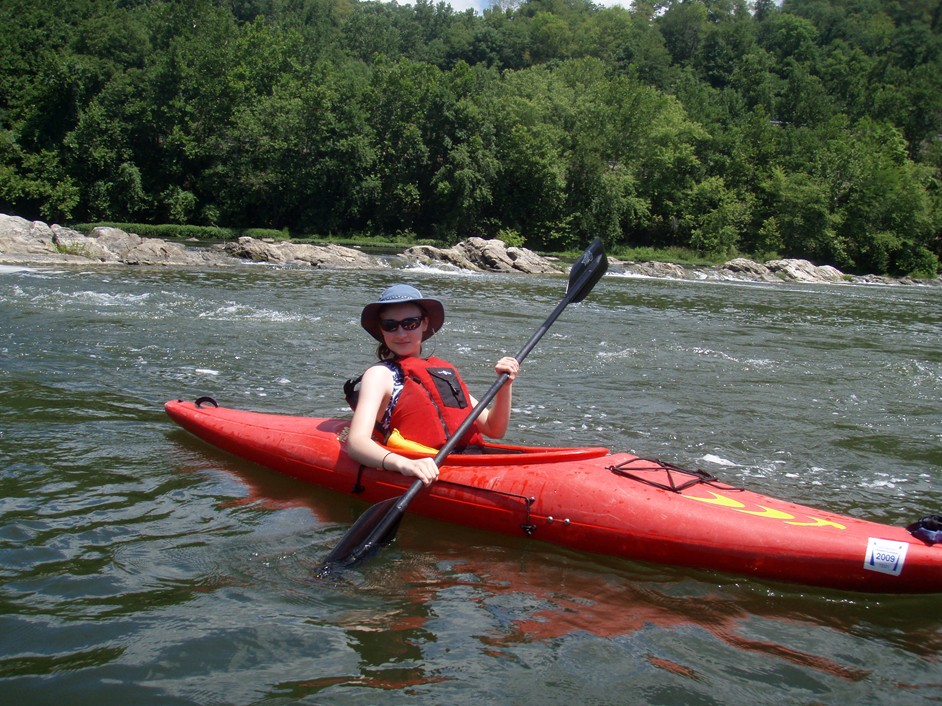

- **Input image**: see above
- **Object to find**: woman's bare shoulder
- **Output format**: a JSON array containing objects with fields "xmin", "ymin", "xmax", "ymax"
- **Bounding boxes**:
[{"xmin": 360, "ymin": 361, "xmax": 395, "ymax": 386}]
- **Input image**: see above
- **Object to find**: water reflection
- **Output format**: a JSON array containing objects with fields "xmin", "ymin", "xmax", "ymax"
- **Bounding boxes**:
[{"xmin": 174, "ymin": 441, "xmax": 942, "ymax": 702}]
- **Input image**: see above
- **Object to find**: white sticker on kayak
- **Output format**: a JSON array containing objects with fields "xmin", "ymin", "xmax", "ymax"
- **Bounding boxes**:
[{"xmin": 864, "ymin": 538, "xmax": 908, "ymax": 576}]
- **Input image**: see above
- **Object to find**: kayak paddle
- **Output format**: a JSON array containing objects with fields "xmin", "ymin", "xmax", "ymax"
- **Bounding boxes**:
[{"xmin": 318, "ymin": 238, "xmax": 608, "ymax": 574}]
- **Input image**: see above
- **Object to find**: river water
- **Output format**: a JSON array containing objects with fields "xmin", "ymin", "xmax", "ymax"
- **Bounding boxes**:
[{"xmin": 1, "ymin": 261, "xmax": 941, "ymax": 704}]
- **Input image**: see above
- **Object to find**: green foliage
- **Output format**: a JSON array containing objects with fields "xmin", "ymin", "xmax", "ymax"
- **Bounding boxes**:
[
  {"xmin": 0, "ymin": 0, "xmax": 940, "ymax": 275},
  {"xmin": 496, "ymin": 228, "xmax": 525, "ymax": 247},
  {"xmin": 761, "ymin": 166, "xmax": 848, "ymax": 266},
  {"xmin": 681, "ymin": 176, "xmax": 752, "ymax": 256},
  {"xmin": 72, "ymin": 222, "xmax": 238, "ymax": 240},
  {"xmin": 895, "ymin": 244, "xmax": 940, "ymax": 279},
  {"xmin": 609, "ymin": 244, "xmax": 723, "ymax": 267},
  {"xmin": 242, "ymin": 228, "xmax": 291, "ymax": 240},
  {"xmin": 754, "ymin": 216, "xmax": 783, "ymax": 260}
]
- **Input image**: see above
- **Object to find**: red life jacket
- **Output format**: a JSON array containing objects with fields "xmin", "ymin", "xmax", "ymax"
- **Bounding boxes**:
[{"xmin": 390, "ymin": 355, "xmax": 485, "ymax": 449}]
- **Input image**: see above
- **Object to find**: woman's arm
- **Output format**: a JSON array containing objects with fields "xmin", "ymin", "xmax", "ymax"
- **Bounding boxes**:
[{"xmin": 472, "ymin": 356, "xmax": 519, "ymax": 439}]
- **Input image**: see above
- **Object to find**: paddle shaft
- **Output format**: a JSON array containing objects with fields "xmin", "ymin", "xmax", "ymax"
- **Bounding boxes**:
[{"xmin": 359, "ymin": 256, "xmax": 606, "ymax": 544}]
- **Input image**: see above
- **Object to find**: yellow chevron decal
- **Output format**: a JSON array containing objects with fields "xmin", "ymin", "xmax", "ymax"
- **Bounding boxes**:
[
  {"xmin": 685, "ymin": 491, "xmax": 845, "ymax": 530},
  {"xmin": 686, "ymin": 491, "xmax": 747, "ymax": 508},
  {"xmin": 739, "ymin": 505, "xmax": 795, "ymax": 520}
]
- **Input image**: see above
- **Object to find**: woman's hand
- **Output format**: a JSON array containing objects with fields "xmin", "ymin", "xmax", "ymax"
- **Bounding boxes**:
[
  {"xmin": 385, "ymin": 453, "xmax": 440, "ymax": 486},
  {"xmin": 496, "ymin": 356, "xmax": 520, "ymax": 381}
]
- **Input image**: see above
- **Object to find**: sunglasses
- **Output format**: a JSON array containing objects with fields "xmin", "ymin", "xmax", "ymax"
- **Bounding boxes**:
[{"xmin": 379, "ymin": 316, "xmax": 425, "ymax": 333}]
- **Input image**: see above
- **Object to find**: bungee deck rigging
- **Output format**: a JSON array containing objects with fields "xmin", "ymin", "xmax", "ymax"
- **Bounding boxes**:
[{"xmin": 608, "ymin": 457, "xmax": 743, "ymax": 494}]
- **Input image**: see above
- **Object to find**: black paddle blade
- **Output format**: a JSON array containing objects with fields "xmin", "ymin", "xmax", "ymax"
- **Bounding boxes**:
[
  {"xmin": 567, "ymin": 238, "xmax": 608, "ymax": 303},
  {"xmin": 317, "ymin": 497, "xmax": 404, "ymax": 575}
]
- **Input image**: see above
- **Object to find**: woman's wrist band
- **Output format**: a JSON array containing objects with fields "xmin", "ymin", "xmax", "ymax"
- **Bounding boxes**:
[{"xmin": 381, "ymin": 451, "xmax": 393, "ymax": 470}]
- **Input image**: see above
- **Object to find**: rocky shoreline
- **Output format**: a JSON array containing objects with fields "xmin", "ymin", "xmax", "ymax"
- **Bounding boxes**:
[{"xmin": 1, "ymin": 213, "xmax": 938, "ymax": 286}]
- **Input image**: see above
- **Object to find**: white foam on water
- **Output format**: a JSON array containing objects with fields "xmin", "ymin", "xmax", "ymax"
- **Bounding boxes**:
[
  {"xmin": 196, "ymin": 303, "xmax": 315, "ymax": 323},
  {"xmin": 402, "ymin": 262, "xmax": 479, "ymax": 277},
  {"xmin": 700, "ymin": 453, "xmax": 738, "ymax": 467}
]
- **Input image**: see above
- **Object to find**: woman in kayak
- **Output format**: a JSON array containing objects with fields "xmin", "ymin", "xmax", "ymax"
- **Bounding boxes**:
[{"xmin": 347, "ymin": 284, "xmax": 519, "ymax": 486}]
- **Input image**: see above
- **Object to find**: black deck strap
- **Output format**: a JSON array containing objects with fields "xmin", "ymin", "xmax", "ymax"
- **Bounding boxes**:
[
  {"xmin": 608, "ymin": 457, "xmax": 742, "ymax": 493},
  {"xmin": 194, "ymin": 396, "xmax": 218, "ymax": 408},
  {"xmin": 436, "ymin": 479, "xmax": 539, "ymax": 536},
  {"xmin": 349, "ymin": 474, "xmax": 537, "ymax": 535},
  {"xmin": 352, "ymin": 466, "xmax": 366, "ymax": 494},
  {"xmin": 907, "ymin": 514, "xmax": 942, "ymax": 544}
]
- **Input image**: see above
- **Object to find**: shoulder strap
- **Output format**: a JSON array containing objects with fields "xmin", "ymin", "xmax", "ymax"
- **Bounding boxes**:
[
  {"xmin": 343, "ymin": 375, "xmax": 363, "ymax": 410},
  {"xmin": 344, "ymin": 360, "xmax": 402, "ymax": 410}
]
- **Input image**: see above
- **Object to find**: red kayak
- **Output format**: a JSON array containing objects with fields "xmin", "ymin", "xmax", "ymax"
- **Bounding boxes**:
[{"xmin": 165, "ymin": 398, "xmax": 942, "ymax": 593}]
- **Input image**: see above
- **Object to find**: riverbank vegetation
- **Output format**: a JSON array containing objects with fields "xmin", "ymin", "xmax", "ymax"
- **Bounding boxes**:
[{"xmin": 2, "ymin": 0, "xmax": 940, "ymax": 276}]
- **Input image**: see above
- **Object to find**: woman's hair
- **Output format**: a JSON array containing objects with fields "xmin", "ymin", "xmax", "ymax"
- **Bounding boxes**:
[
  {"xmin": 375, "ymin": 304, "xmax": 428, "ymax": 361},
  {"xmin": 377, "ymin": 342, "xmax": 395, "ymax": 360}
]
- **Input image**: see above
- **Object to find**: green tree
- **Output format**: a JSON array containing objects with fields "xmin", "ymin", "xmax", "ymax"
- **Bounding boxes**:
[
  {"xmin": 694, "ymin": 0, "xmax": 755, "ymax": 88},
  {"xmin": 483, "ymin": 66, "xmax": 569, "ymax": 248},
  {"xmin": 758, "ymin": 10, "xmax": 820, "ymax": 65},
  {"xmin": 426, "ymin": 64, "xmax": 501, "ymax": 241},
  {"xmin": 777, "ymin": 59, "xmax": 833, "ymax": 126},
  {"xmin": 760, "ymin": 166, "xmax": 847, "ymax": 266},
  {"xmin": 617, "ymin": 8, "xmax": 674, "ymax": 88},
  {"xmin": 529, "ymin": 11, "xmax": 575, "ymax": 62},
  {"xmin": 361, "ymin": 58, "xmax": 443, "ymax": 236},
  {"xmin": 616, "ymin": 80, "xmax": 707, "ymax": 246},
  {"xmin": 816, "ymin": 118, "xmax": 937, "ymax": 274},
  {"xmin": 657, "ymin": 0, "xmax": 710, "ymax": 66},
  {"xmin": 682, "ymin": 175, "xmax": 752, "ymax": 255}
]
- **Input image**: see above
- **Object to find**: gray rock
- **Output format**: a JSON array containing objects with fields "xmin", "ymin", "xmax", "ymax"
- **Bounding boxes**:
[
  {"xmin": 223, "ymin": 237, "xmax": 376, "ymax": 268},
  {"xmin": 1, "ymin": 212, "xmax": 938, "ymax": 284},
  {"xmin": 633, "ymin": 261, "xmax": 690, "ymax": 279},
  {"xmin": 403, "ymin": 237, "xmax": 560, "ymax": 274},
  {"xmin": 722, "ymin": 258, "xmax": 778, "ymax": 281},
  {"xmin": 766, "ymin": 259, "xmax": 846, "ymax": 283},
  {"xmin": 0, "ymin": 214, "xmax": 376, "ymax": 269},
  {"xmin": 0, "ymin": 214, "xmax": 58, "ymax": 256}
]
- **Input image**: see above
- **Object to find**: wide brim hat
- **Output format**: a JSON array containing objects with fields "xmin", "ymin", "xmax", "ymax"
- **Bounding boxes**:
[{"xmin": 360, "ymin": 284, "xmax": 445, "ymax": 342}]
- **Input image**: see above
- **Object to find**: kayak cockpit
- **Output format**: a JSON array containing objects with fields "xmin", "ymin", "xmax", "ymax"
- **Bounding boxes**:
[{"xmin": 382, "ymin": 439, "xmax": 612, "ymax": 466}]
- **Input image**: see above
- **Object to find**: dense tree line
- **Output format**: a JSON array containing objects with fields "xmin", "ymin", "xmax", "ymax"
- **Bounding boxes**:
[{"xmin": 1, "ymin": 0, "xmax": 940, "ymax": 275}]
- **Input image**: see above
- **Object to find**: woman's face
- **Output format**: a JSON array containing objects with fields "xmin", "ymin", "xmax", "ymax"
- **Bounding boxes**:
[{"xmin": 378, "ymin": 303, "xmax": 428, "ymax": 358}]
